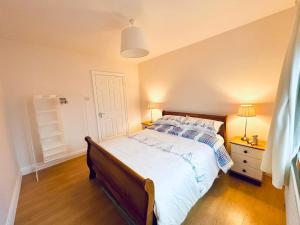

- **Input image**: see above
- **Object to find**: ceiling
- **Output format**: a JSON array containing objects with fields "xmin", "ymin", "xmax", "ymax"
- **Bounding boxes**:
[{"xmin": 0, "ymin": 0, "xmax": 294, "ymax": 62}]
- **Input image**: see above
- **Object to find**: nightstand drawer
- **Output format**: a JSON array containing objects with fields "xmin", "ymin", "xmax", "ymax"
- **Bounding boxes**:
[
  {"xmin": 231, "ymin": 152, "xmax": 261, "ymax": 169},
  {"xmin": 231, "ymin": 163, "xmax": 263, "ymax": 181},
  {"xmin": 231, "ymin": 144, "xmax": 263, "ymax": 159}
]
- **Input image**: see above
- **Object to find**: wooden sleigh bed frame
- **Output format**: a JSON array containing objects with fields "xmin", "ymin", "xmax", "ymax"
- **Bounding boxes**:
[{"xmin": 85, "ymin": 110, "xmax": 227, "ymax": 225}]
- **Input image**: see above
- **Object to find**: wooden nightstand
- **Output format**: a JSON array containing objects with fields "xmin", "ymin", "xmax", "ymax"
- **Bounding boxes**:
[
  {"xmin": 230, "ymin": 136, "xmax": 266, "ymax": 185},
  {"xmin": 141, "ymin": 121, "xmax": 153, "ymax": 129}
]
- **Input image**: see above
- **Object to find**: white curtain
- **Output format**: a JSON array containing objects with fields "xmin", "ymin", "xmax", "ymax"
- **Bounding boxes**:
[{"xmin": 261, "ymin": 2, "xmax": 300, "ymax": 189}]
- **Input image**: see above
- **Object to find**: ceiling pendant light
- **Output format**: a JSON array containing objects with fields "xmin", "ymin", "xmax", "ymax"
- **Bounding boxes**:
[{"xmin": 120, "ymin": 19, "xmax": 149, "ymax": 58}]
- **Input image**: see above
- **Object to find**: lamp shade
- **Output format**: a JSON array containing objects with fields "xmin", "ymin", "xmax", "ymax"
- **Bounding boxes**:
[
  {"xmin": 238, "ymin": 104, "xmax": 256, "ymax": 117},
  {"xmin": 148, "ymin": 102, "xmax": 161, "ymax": 109},
  {"xmin": 120, "ymin": 25, "xmax": 149, "ymax": 58}
]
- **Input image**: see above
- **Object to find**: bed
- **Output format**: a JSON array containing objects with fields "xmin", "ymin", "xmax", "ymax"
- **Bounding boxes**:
[{"xmin": 85, "ymin": 110, "xmax": 232, "ymax": 225}]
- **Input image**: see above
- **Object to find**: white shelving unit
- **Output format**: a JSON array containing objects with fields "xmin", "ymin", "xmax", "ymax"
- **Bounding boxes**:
[{"xmin": 33, "ymin": 95, "xmax": 66, "ymax": 166}]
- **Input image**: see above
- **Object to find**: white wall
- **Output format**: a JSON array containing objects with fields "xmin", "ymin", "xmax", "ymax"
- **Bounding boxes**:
[
  {"xmin": 0, "ymin": 38, "xmax": 141, "ymax": 171},
  {"xmin": 0, "ymin": 78, "xmax": 20, "ymax": 225},
  {"xmin": 138, "ymin": 9, "xmax": 294, "ymax": 143}
]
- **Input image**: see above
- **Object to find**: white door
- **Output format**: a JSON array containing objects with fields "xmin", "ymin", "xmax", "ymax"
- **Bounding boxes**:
[{"xmin": 92, "ymin": 71, "xmax": 128, "ymax": 141}]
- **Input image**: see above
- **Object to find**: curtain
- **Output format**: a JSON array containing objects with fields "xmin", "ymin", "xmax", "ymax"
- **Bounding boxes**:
[{"xmin": 261, "ymin": 2, "xmax": 300, "ymax": 189}]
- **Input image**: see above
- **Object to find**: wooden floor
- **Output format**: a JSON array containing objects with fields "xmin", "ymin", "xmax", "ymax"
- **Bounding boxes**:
[{"xmin": 15, "ymin": 156, "xmax": 285, "ymax": 225}]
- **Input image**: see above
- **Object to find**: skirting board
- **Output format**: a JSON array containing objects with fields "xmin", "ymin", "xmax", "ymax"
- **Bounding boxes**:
[
  {"xmin": 5, "ymin": 173, "xmax": 22, "ymax": 225},
  {"xmin": 21, "ymin": 149, "xmax": 86, "ymax": 175}
]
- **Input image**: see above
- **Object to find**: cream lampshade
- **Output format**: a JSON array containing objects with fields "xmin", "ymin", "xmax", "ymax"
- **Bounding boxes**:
[
  {"xmin": 238, "ymin": 104, "xmax": 256, "ymax": 141},
  {"xmin": 120, "ymin": 19, "xmax": 149, "ymax": 58},
  {"xmin": 148, "ymin": 102, "xmax": 161, "ymax": 122}
]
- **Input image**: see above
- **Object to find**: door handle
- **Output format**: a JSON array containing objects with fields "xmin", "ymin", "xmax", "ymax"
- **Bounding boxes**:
[{"xmin": 98, "ymin": 112, "xmax": 104, "ymax": 118}]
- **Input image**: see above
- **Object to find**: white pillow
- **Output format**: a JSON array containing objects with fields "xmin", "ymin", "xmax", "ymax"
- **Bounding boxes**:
[
  {"xmin": 182, "ymin": 116, "xmax": 223, "ymax": 133},
  {"xmin": 154, "ymin": 115, "xmax": 186, "ymax": 127}
]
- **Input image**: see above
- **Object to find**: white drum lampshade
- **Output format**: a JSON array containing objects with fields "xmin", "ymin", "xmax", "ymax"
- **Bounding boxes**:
[
  {"xmin": 238, "ymin": 104, "xmax": 256, "ymax": 141},
  {"xmin": 120, "ymin": 19, "xmax": 149, "ymax": 58},
  {"xmin": 238, "ymin": 104, "xmax": 256, "ymax": 117}
]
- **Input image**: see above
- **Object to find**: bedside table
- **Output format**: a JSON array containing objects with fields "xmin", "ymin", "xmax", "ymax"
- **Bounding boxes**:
[
  {"xmin": 230, "ymin": 136, "xmax": 266, "ymax": 185},
  {"xmin": 141, "ymin": 121, "xmax": 153, "ymax": 129}
]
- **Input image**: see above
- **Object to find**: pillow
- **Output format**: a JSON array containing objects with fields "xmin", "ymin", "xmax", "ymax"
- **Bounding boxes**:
[
  {"xmin": 178, "ymin": 127, "xmax": 224, "ymax": 150},
  {"xmin": 181, "ymin": 129, "xmax": 200, "ymax": 140},
  {"xmin": 182, "ymin": 116, "xmax": 223, "ymax": 134},
  {"xmin": 154, "ymin": 115, "xmax": 187, "ymax": 127},
  {"xmin": 167, "ymin": 126, "xmax": 184, "ymax": 136},
  {"xmin": 156, "ymin": 124, "xmax": 173, "ymax": 133},
  {"xmin": 152, "ymin": 123, "xmax": 226, "ymax": 155}
]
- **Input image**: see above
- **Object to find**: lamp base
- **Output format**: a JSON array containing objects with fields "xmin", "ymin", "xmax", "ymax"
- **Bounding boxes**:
[{"xmin": 241, "ymin": 136, "xmax": 248, "ymax": 141}]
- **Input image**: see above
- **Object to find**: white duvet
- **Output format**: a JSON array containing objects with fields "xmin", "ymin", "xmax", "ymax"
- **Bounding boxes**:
[{"xmin": 99, "ymin": 129, "xmax": 220, "ymax": 225}]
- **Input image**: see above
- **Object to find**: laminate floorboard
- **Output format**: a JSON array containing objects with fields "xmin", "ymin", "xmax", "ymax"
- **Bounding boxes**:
[{"xmin": 15, "ymin": 156, "xmax": 285, "ymax": 225}]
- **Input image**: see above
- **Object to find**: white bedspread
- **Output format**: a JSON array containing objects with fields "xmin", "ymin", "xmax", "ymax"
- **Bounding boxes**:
[{"xmin": 99, "ymin": 129, "xmax": 220, "ymax": 225}]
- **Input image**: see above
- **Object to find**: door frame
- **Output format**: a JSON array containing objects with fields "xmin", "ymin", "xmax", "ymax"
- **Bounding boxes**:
[{"xmin": 91, "ymin": 70, "xmax": 129, "ymax": 141}]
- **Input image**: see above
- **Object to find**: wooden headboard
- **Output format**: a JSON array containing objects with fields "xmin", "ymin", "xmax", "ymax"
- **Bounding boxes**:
[{"xmin": 162, "ymin": 110, "xmax": 227, "ymax": 143}]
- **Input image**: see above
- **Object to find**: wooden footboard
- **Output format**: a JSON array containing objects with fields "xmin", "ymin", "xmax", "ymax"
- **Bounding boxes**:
[{"xmin": 85, "ymin": 136, "xmax": 155, "ymax": 225}]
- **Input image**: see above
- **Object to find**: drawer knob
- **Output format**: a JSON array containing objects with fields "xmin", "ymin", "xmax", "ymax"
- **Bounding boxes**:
[
  {"xmin": 242, "ymin": 169, "xmax": 247, "ymax": 173},
  {"xmin": 243, "ymin": 160, "xmax": 247, "ymax": 163},
  {"xmin": 244, "ymin": 150, "xmax": 248, "ymax": 154}
]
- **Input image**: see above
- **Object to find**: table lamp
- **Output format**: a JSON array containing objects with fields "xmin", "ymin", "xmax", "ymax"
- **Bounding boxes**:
[
  {"xmin": 238, "ymin": 104, "xmax": 256, "ymax": 141},
  {"xmin": 148, "ymin": 102, "xmax": 161, "ymax": 122}
]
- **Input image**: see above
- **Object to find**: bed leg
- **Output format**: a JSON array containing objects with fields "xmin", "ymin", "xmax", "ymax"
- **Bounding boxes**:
[
  {"xmin": 85, "ymin": 136, "xmax": 96, "ymax": 180},
  {"xmin": 88, "ymin": 166, "xmax": 96, "ymax": 180},
  {"xmin": 87, "ymin": 152, "xmax": 96, "ymax": 179}
]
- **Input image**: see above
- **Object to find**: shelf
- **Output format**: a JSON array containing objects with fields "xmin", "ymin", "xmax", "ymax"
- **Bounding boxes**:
[
  {"xmin": 33, "ymin": 94, "xmax": 66, "ymax": 164},
  {"xmin": 43, "ymin": 149, "xmax": 68, "ymax": 163},
  {"xmin": 40, "ymin": 131, "xmax": 63, "ymax": 139},
  {"xmin": 38, "ymin": 120, "xmax": 59, "ymax": 127},
  {"xmin": 34, "ymin": 95, "xmax": 57, "ymax": 100},
  {"xmin": 44, "ymin": 153, "xmax": 67, "ymax": 163},
  {"xmin": 37, "ymin": 109, "xmax": 57, "ymax": 114},
  {"xmin": 42, "ymin": 143, "xmax": 65, "ymax": 151},
  {"xmin": 43, "ymin": 148, "xmax": 66, "ymax": 158}
]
